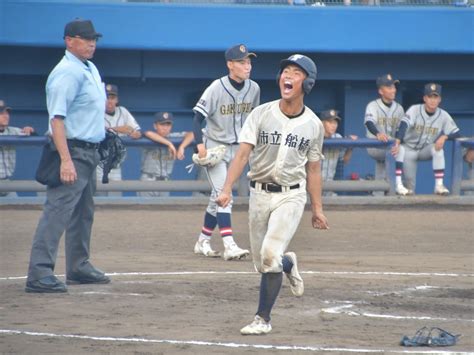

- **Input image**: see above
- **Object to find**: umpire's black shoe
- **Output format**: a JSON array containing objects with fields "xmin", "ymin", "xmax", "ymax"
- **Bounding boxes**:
[
  {"xmin": 25, "ymin": 275, "xmax": 68, "ymax": 293},
  {"xmin": 66, "ymin": 269, "xmax": 111, "ymax": 285}
]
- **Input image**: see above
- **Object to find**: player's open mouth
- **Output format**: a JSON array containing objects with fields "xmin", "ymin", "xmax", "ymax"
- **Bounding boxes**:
[{"xmin": 283, "ymin": 81, "xmax": 293, "ymax": 94}]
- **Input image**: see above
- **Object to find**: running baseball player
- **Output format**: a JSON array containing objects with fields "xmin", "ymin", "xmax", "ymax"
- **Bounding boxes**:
[
  {"xmin": 320, "ymin": 109, "xmax": 357, "ymax": 196},
  {"xmin": 364, "ymin": 74, "xmax": 410, "ymax": 195},
  {"xmin": 217, "ymin": 54, "xmax": 329, "ymax": 335},
  {"xmin": 192, "ymin": 44, "xmax": 260, "ymax": 260},
  {"xmin": 394, "ymin": 83, "xmax": 460, "ymax": 195}
]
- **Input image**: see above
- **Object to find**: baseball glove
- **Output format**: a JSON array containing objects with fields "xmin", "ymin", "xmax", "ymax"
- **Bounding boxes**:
[
  {"xmin": 98, "ymin": 131, "xmax": 127, "ymax": 183},
  {"xmin": 192, "ymin": 145, "xmax": 226, "ymax": 168}
]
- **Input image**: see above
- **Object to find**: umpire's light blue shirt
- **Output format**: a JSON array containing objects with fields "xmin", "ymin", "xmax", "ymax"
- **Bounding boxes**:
[{"xmin": 46, "ymin": 50, "xmax": 106, "ymax": 143}]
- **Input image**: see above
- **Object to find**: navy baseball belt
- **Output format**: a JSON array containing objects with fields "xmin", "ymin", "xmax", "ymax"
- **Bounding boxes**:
[
  {"xmin": 67, "ymin": 139, "xmax": 100, "ymax": 150},
  {"xmin": 250, "ymin": 180, "xmax": 300, "ymax": 193}
]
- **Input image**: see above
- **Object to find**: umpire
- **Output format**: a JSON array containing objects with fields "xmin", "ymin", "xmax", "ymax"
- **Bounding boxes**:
[{"xmin": 25, "ymin": 19, "xmax": 110, "ymax": 293}]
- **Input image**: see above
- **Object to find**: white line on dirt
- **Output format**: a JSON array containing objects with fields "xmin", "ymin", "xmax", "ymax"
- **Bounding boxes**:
[
  {"xmin": 321, "ymin": 304, "xmax": 474, "ymax": 323},
  {"xmin": 0, "ymin": 329, "xmax": 470, "ymax": 354},
  {"xmin": 366, "ymin": 285, "xmax": 441, "ymax": 297},
  {"xmin": 79, "ymin": 291, "xmax": 147, "ymax": 296},
  {"xmin": 1, "ymin": 270, "xmax": 473, "ymax": 281}
]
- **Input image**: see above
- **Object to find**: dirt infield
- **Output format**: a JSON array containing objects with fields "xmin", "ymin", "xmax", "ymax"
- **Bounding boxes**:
[{"xmin": 1, "ymin": 205, "xmax": 473, "ymax": 354}]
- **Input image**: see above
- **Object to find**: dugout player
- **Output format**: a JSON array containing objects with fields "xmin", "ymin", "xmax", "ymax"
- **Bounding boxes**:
[
  {"xmin": 96, "ymin": 84, "xmax": 141, "ymax": 194},
  {"xmin": 25, "ymin": 19, "xmax": 109, "ymax": 293},
  {"xmin": 394, "ymin": 83, "xmax": 460, "ymax": 195},
  {"xmin": 463, "ymin": 144, "xmax": 474, "ymax": 196},
  {"xmin": 192, "ymin": 44, "xmax": 260, "ymax": 260},
  {"xmin": 217, "ymin": 54, "xmax": 329, "ymax": 335},
  {"xmin": 139, "ymin": 111, "xmax": 194, "ymax": 197},
  {"xmin": 320, "ymin": 109, "xmax": 357, "ymax": 196},
  {"xmin": 0, "ymin": 100, "xmax": 35, "ymax": 197},
  {"xmin": 364, "ymin": 74, "xmax": 411, "ymax": 195}
]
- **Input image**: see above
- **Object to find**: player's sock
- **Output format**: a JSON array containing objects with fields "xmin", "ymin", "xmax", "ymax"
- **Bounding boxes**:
[
  {"xmin": 395, "ymin": 161, "xmax": 404, "ymax": 186},
  {"xmin": 434, "ymin": 169, "xmax": 444, "ymax": 186},
  {"xmin": 217, "ymin": 212, "xmax": 235, "ymax": 247},
  {"xmin": 198, "ymin": 212, "xmax": 217, "ymax": 242},
  {"xmin": 282, "ymin": 254, "xmax": 293, "ymax": 273},
  {"xmin": 256, "ymin": 272, "xmax": 283, "ymax": 323}
]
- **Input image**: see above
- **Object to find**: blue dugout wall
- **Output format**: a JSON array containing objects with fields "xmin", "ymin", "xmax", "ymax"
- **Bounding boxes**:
[{"xmin": 1, "ymin": 1, "xmax": 473, "ymax": 195}]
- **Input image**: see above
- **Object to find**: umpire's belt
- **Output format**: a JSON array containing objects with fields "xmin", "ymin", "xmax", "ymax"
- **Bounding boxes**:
[
  {"xmin": 67, "ymin": 139, "xmax": 99, "ymax": 150},
  {"xmin": 250, "ymin": 180, "xmax": 300, "ymax": 193}
]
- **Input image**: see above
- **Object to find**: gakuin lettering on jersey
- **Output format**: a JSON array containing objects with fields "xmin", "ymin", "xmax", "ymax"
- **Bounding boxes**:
[
  {"xmin": 376, "ymin": 116, "xmax": 399, "ymax": 127},
  {"xmin": 219, "ymin": 102, "xmax": 253, "ymax": 115},
  {"xmin": 414, "ymin": 125, "xmax": 439, "ymax": 136}
]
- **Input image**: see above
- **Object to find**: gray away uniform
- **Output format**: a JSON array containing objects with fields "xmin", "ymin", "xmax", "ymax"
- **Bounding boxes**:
[
  {"xmin": 364, "ymin": 98, "xmax": 404, "ymax": 180},
  {"xmin": 193, "ymin": 75, "xmax": 260, "ymax": 215},
  {"xmin": 397, "ymin": 104, "xmax": 459, "ymax": 190}
]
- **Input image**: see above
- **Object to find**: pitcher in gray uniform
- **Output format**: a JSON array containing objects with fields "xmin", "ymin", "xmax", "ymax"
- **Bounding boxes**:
[
  {"xmin": 364, "ymin": 74, "xmax": 409, "ymax": 195},
  {"xmin": 192, "ymin": 44, "xmax": 260, "ymax": 260},
  {"xmin": 394, "ymin": 83, "xmax": 460, "ymax": 195}
]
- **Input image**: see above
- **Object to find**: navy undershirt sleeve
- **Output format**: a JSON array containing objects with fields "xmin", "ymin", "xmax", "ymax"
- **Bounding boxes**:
[
  {"xmin": 395, "ymin": 121, "xmax": 408, "ymax": 142},
  {"xmin": 447, "ymin": 131, "xmax": 461, "ymax": 140},
  {"xmin": 365, "ymin": 121, "xmax": 379, "ymax": 136},
  {"xmin": 193, "ymin": 111, "xmax": 206, "ymax": 146}
]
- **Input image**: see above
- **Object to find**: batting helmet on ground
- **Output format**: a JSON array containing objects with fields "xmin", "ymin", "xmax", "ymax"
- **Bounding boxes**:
[{"xmin": 277, "ymin": 54, "xmax": 317, "ymax": 94}]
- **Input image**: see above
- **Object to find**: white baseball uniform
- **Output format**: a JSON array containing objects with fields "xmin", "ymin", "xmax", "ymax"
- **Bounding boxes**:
[
  {"xmin": 364, "ymin": 98, "xmax": 404, "ymax": 180},
  {"xmin": 238, "ymin": 100, "xmax": 324, "ymax": 273},
  {"xmin": 193, "ymin": 75, "xmax": 260, "ymax": 215},
  {"xmin": 397, "ymin": 104, "xmax": 459, "ymax": 190}
]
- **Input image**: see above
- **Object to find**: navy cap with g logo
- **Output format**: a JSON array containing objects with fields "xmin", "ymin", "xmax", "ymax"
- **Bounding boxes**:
[
  {"xmin": 376, "ymin": 74, "xmax": 399, "ymax": 88},
  {"xmin": 320, "ymin": 109, "xmax": 341, "ymax": 121},
  {"xmin": 0, "ymin": 100, "xmax": 12, "ymax": 112},
  {"xmin": 154, "ymin": 112, "xmax": 174, "ymax": 124},
  {"xmin": 424, "ymin": 83, "xmax": 442, "ymax": 96},
  {"xmin": 106, "ymin": 84, "xmax": 118, "ymax": 96},
  {"xmin": 225, "ymin": 44, "xmax": 257, "ymax": 61}
]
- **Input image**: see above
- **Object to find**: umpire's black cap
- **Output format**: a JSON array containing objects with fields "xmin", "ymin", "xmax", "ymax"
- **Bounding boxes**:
[
  {"xmin": 64, "ymin": 19, "xmax": 102, "ymax": 39},
  {"xmin": 424, "ymin": 83, "xmax": 442, "ymax": 96},
  {"xmin": 0, "ymin": 100, "xmax": 12, "ymax": 113},
  {"xmin": 225, "ymin": 44, "xmax": 256, "ymax": 61}
]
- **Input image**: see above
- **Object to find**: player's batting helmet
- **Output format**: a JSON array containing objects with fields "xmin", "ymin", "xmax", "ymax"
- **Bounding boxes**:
[{"xmin": 277, "ymin": 54, "xmax": 317, "ymax": 94}]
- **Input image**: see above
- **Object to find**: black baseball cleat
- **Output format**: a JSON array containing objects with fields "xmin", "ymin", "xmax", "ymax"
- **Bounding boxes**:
[
  {"xmin": 25, "ymin": 275, "xmax": 68, "ymax": 293},
  {"xmin": 66, "ymin": 269, "xmax": 111, "ymax": 285}
]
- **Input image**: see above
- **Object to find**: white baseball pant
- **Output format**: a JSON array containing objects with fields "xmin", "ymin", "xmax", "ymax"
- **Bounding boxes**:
[{"xmin": 248, "ymin": 182, "xmax": 307, "ymax": 274}]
